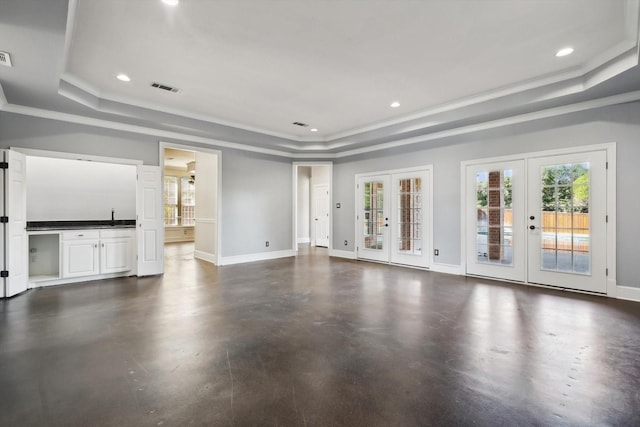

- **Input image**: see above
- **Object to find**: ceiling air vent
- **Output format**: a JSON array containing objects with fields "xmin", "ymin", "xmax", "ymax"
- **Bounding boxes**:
[
  {"xmin": 292, "ymin": 121, "xmax": 309, "ymax": 127},
  {"xmin": 151, "ymin": 82, "xmax": 180, "ymax": 93},
  {"xmin": 0, "ymin": 51, "xmax": 13, "ymax": 67}
]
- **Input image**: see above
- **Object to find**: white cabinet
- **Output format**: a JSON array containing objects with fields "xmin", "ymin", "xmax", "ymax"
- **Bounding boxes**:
[
  {"xmin": 62, "ymin": 231, "xmax": 99, "ymax": 278},
  {"xmin": 99, "ymin": 230, "xmax": 133, "ymax": 274},
  {"xmin": 61, "ymin": 229, "xmax": 134, "ymax": 279}
]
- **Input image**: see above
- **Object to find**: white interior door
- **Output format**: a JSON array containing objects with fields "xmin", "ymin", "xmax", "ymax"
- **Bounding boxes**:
[
  {"xmin": 313, "ymin": 184, "xmax": 329, "ymax": 247},
  {"xmin": 527, "ymin": 151, "xmax": 607, "ymax": 293},
  {"xmin": 4, "ymin": 150, "xmax": 28, "ymax": 297},
  {"xmin": 137, "ymin": 165, "xmax": 164, "ymax": 276},
  {"xmin": 390, "ymin": 170, "xmax": 431, "ymax": 268},
  {"xmin": 465, "ymin": 160, "xmax": 526, "ymax": 282},
  {"xmin": 358, "ymin": 175, "xmax": 390, "ymax": 262}
]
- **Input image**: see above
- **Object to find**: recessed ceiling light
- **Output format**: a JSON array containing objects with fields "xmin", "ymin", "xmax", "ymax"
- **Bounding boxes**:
[
  {"xmin": 310, "ymin": 128, "xmax": 318, "ymax": 132},
  {"xmin": 116, "ymin": 73, "xmax": 131, "ymax": 82},
  {"xmin": 390, "ymin": 101, "xmax": 400, "ymax": 108},
  {"xmin": 555, "ymin": 47, "xmax": 574, "ymax": 57},
  {"xmin": 162, "ymin": 0, "xmax": 179, "ymax": 5}
]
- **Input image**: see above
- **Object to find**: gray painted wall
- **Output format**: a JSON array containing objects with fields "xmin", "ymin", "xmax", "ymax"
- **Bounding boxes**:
[
  {"xmin": 219, "ymin": 150, "xmax": 293, "ymax": 257},
  {"xmin": 3, "ymin": 102, "xmax": 640, "ymax": 288},
  {"xmin": 0, "ymin": 111, "xmax": 293, "ymax": 259},
  {"xmin": 332, "ymin": 101, "xmax": 640, "ymax": 288}
]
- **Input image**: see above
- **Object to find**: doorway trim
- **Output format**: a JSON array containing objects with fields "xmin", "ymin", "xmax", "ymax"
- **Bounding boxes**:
[
  {"xmin": 292, "ymin": 162, "xmax": 333, "ymax": 255},
  {"xmin": 160, "ymin": 141, "xmax": 222, "ymax": 265},
  {"xmin": 460, "ymin": 142, "xmax": 616, "ymax": 295}
]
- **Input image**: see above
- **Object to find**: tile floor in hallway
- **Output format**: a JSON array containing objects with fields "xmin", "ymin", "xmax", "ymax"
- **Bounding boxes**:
[{"xmin": 1, "ymin": 243, "xmax": 639, "ymax": 426}]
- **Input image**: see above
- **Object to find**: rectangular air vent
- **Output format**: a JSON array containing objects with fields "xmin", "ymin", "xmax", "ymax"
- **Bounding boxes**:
[
  {"xmin": 0, "ymin": 51, "xmax": 13, "ymax": 67},
  {"xmin": 292, "ymin": 121, "xmax": 309, "ymax": 127},
  {"xmin": 151, "ymin": 82, "xmax": 180, "ymax": 93}
]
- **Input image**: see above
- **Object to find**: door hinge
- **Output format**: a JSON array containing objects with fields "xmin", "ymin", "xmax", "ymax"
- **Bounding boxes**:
[
  {"xmin": 0, "ymin": 271, "xmax": 8, "ymax": 278},
  {"xmin": 606, "ymin": 215, "xmax": 608, "ymax": 223},
  {"xmin": 0, "ymin": 216, "xmax": 7, "ymax": 223},
  {"xmin": 606, "ymin": 161, "xmax": 609, "ymax": 170},
  {"xmin": 606, "ymin": 268, "xmax": 609, "ymax": 276},
  {"xmin": 0, "ymin": 162, "xmax": 8, "ymax": 169}
]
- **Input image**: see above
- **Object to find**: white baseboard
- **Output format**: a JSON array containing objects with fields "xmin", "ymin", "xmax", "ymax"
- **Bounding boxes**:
[
  {"xmin": 218, "ymin": 249, "xmax": 296, "ymax": 266},
  {"xmin": 616, "ymin": 285, "xmax": 640, "ymax": 302},
  {"xmin": 297, "ymin": 237, "xmax": 310, "ymax": 244},
  {"xmin": 329, "ymin": 249, "xmax": 356, "ymax": 260},
  {"xmin": 194, "ymin": 250, "xmax": 217, "ymax": 264},
  {"xmin": 430, "ymin": 262, "xmax": 464, "ymax": 275}
]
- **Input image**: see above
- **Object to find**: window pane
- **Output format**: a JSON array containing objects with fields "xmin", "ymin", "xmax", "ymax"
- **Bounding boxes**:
[
  {"xmin": 180, "ymin": 177, "xmax": 196, "ymax": 226},
  {"xmin": 164, "ymin": 176, "xmax": 178, "ymax": 225},
  {"xmin": 539, "ymin": 163, "xmax": 591, "ymax": 274}
]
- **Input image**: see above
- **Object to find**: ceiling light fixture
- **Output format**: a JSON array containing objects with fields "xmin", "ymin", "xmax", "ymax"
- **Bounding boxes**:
[
  {"xmin": 116, "ymin": 73, "xmax": 131, "ymax": 82},
  {"xmin": 555, "ymin": 47, "xmax": 574, "ymax": 57},
  {"xmin": 390, "ymin": 101, "xmax": 400, "ymax": 108},
  {"xmin": 162, "ymin": 0, "xmax": 179, "ymax": 6},
  {"xmin": 310, "ymin": 128, "xmax": 318, "ymax": 132}
]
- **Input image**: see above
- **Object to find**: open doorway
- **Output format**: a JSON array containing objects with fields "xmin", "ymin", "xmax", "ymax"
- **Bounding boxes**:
[
  {"xmin": 161, "ymin": 143, "xmax": 221, "ymax": 265},
  {"xmin": 293, "ymin": 162, "xmax": 332, "ymax": 255}
]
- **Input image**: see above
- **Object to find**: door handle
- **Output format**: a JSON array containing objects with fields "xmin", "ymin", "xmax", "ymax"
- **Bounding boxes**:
[{"xmin": 529, "ymin": 225, "xmax": 536, "ymax": 230}]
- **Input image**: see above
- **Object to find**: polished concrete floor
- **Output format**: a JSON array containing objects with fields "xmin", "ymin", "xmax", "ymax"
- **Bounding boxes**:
[{"xmin": 1, "ymin": 243, "xmax": 639, "ymax": 426}]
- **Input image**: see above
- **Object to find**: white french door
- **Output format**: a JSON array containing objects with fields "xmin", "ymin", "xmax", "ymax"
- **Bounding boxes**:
[
  {"xmin": 465, "ymin": 147, "xmax": 610, "ymax": 293},
  {"xmin": 358, "ymin": 169, "xmax": 431, "ymax": 268},
  {"xmin": 358, "ymin": 175, "xmax": 390, "ymax": 262},
  {"xmin": 527, "ymin": 151, "xmax": 607, "ymax": 293},
  {"xmin": 465, "ymin": 160, "xmax": 526, "ymax": 282}
]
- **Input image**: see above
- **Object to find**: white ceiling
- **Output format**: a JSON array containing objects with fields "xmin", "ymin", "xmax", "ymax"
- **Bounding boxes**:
[
  {"xmin": 62, "ymin": 0, "xmax": 638, "ymax": 141},
  {"xmin": 164, "ymin": 147, "xmax": 194, "ymax": 170}
]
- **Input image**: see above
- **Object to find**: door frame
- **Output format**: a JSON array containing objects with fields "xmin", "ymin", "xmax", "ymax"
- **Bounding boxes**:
[
  {"xmin": 460, "ymin": 143, "xmax": 616, "ymax": 295},
  {"xmin": 160, "ymin": 142, "xmax": 223, "ymax": 265},
  {"xmin": 354, "ymin": 165, "xmax": 434, "ymax": 268},
  {"xmin": 292, "ymin": 162, "xmax": 333, "ymax": 254}
]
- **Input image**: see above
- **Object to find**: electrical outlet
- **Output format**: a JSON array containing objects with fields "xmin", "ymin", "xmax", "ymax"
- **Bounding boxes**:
[
  {"xmin": 344, "ymin": 240, "xmax": 348, "ymax": 246},
  {"xmin": 265, "ymin": 241, "xmax": 269, "ymax": 247},
  {"xmin": 434, "ymin": 249, "xmax": 439, "ymax": 256}
]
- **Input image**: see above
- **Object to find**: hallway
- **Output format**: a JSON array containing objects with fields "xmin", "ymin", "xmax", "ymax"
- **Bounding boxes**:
[{"xmin": 1, "ymin": 249, "xmax": 638, "ymax": 426}]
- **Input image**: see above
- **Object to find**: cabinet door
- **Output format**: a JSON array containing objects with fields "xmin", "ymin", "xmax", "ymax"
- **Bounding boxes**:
[
  {"xmin": 62, "ymin": 240, "xmax": 99, "ymax": 278},
  {"xmin": 100, "ymin": 238, "xmax": 132, "ymax": 274}
]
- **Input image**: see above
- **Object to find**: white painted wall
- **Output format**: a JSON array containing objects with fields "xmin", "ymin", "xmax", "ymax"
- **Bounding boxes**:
[
  {"xmin": 194, "ymin": 151, "xmax": 218, "ymax": 261},
  {"xmin": 26, "ymin": 156, "xmax": 136, "ymax": 221}
]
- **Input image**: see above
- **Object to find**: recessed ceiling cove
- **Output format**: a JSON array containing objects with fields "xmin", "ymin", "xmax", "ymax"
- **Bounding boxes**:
[{"xmin": 62, "ymin": 0, "xmax": 638, "ymax": 141}]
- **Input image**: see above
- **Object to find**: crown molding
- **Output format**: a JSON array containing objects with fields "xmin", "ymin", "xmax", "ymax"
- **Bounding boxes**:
[{"xmin": 2, "ymin": 88, "xmax": 640, "ymax": 161}]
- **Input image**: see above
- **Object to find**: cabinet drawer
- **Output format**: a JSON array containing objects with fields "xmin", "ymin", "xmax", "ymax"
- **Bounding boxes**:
[
  {"xmin": 61, "ymin": 231, "xmax": 100, "ymax": 240},
  {"xmin": 100, "ymin": 229, "xmax": 134, "ymax": 239}
]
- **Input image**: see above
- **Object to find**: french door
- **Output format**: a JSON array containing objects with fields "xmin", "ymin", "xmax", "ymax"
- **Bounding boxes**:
[
  {"xmin": 527, "ymin": 151, "xmax": 607, "ymax": 292},
  {"xmin": 465, "ymin": 148, "xmax": 609, "ymax": 293},
  {"xmin": 357, "ymin": 169, "xmax": 431, "ymax": 268},
  {"xmin": 465, "ymin": 160, "xmax": 526, "ymax": 282}
]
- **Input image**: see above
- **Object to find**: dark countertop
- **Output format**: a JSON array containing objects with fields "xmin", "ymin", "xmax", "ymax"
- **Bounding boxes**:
[{"xmin": 26, "ymin": 220, "xmax": 136, "ymax": 231}]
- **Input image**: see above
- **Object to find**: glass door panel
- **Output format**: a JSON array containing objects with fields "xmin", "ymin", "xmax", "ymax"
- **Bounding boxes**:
[
  {"xmin": 466, "ymin": 160, "xmax": 525, "ymax": 282},
  {"xmin": 528, "ymin": 151, "xmax": 606, "ymax": 292},
  {"xmin": 358, "ymin": 175, "xmax": 390, "ymax": 262},
  {"xmin": 390, "ymin": 170, "xmax": 430, "ymax": 267}
]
